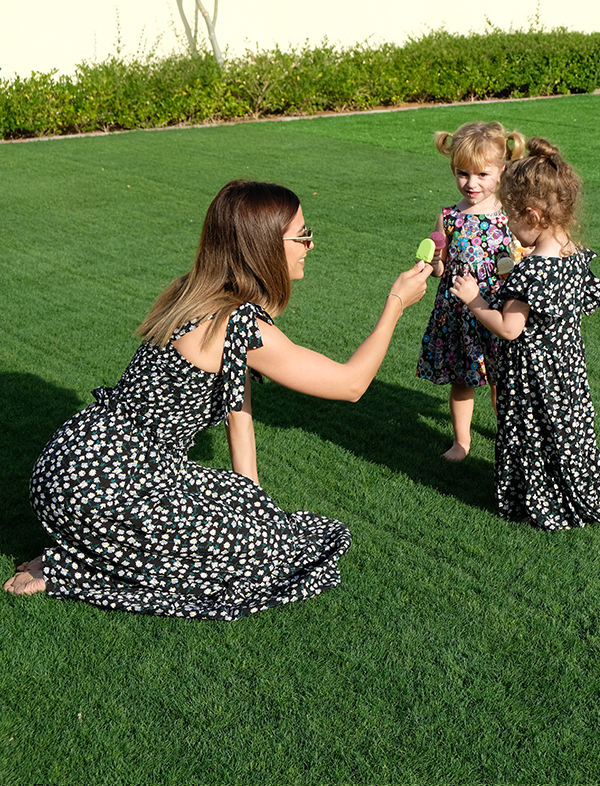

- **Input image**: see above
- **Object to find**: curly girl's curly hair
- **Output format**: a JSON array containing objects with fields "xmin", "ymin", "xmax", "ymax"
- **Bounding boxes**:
[{"xmin": 498, "ymin": 137, "xmax": 582, "ymax": 241}]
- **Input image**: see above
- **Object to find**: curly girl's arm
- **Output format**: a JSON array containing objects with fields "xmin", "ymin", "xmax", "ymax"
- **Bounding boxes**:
[{"xmin": 450, "ymin": 273, "xmax": 529, "ymax": 340}]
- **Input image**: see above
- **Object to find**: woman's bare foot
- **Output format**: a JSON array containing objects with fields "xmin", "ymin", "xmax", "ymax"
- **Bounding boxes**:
[
  {"xmin": 16, "ymin": 555, "xmax": 43, "ymax": 573},
  {"xmin": 4, "ymin": 556, "xmax": 46, "ymax": 595},
  {"xmin": 443, "ymin": 442, "xmax": 470, "ymax": 462}
]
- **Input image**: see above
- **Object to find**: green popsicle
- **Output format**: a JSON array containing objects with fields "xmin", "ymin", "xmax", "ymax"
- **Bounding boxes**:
[{"xmin": 417, "ymin": 238, "xmax": 436, "ymax": 263}]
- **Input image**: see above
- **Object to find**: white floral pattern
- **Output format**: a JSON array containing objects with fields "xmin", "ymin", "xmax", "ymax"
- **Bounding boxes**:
[
  {"xmin": 30, "ymin": 303, "xmax": 351, "ymax": 619},
  {"xmin": 493, "ymin": 248, "xmax": 600, "ymax": 530}
]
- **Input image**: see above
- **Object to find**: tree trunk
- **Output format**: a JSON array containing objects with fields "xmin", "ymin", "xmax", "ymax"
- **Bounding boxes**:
[
  {"xmin": 175, "ymin": 0, "xmax": 224, "ymax": 68},
  {"xmin": 175, "ymin": 0, "xmax": 199, "ymax": 56}
]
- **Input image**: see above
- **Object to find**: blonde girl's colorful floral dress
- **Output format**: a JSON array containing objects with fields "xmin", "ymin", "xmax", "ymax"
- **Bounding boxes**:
[
  {"xmin": 417, "ymin": 206, "xmax": 513, "ymax": 387},
  {"xmin": 30, "ymin": 302, "xmax": 351, "ymax": 619},
  {"xmin": 492, "ymin": 248, "xmax": 600, "ymax": 531}
]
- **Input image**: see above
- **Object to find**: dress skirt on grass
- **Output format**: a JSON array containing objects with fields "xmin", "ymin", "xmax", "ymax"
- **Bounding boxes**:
[
  {"xmin": 30, "ymin": 302, "xmax": 351, "ymax": 619},
  {"xmin": 493, "ymin": 248, "xmax": 600, "ymax": 531},
  {"xmin": 417, "ymin": 206, "xmax": 512, "ymax": 387}
]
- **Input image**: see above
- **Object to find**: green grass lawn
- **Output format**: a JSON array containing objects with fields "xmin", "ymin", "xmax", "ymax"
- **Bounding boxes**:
[{"xmin": 2, "ymin": 95, "xmax": 600, "ymax": 785}]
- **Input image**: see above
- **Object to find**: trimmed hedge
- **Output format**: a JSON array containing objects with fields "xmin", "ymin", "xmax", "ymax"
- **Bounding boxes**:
[{"xmin": 1, "ymin": 26, "xmax": 599, "ymax": 139}]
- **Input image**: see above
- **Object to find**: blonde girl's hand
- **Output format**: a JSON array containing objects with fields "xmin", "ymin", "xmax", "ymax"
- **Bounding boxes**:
[
  {"xmin": 390, "ymin": 260, "xmax": 433, "ymax": 309},
  {"xmin": 450, "ymin": 273, "xmax": 480, "ymax": 305}
]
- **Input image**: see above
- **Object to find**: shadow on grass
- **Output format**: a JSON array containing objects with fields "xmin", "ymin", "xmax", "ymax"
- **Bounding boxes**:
[
  {"xmin": 0, "ymin": 372, "xmax": 223, "ymax": 560},
  {"xmin": 253, "ymin": 379, "xmax": 496, "ymax": 512},
  {"xmin": 0, "ymin": 370, "xmax": 495, "ymax": 564},
  {"xmin": 0, "ymin": 373, "xmax": 84, "ymax": 559}
]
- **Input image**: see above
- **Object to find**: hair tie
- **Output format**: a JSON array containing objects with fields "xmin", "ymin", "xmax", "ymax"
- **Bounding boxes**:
[{"xmin": 547, "ymin": 153, "xmax": 560, "ymax": 170}]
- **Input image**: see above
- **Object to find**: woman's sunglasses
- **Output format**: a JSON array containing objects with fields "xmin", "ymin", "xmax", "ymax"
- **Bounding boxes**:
[{"xmin": 283, "ymin": 227, "xmax": 313, "ymax": 246}]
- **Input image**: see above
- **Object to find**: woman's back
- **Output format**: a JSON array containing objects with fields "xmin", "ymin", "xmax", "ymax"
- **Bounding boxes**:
[{"xmin": 91, "ymin": 303, "xmax": 271, "ymax": 450}]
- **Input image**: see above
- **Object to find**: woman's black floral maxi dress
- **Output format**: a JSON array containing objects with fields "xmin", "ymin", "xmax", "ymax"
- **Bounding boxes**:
[
  {"xmin": 493, "ymin": 248, "xmax": 600, "ymax": 530},
  {"xmin": 30, "ymin": 303, "xmax": 351, "ymax": 619}
]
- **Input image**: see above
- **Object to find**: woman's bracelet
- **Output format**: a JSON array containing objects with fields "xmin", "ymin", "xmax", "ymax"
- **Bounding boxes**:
[{"xmin": 387, "ymin": 292, "xmax": 404, "ymax": 316}]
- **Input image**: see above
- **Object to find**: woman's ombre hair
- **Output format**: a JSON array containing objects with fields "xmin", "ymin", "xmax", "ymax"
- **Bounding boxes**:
[{"xmin": 138, "ymin": 180, "xmax": 300, "ymax": 347}]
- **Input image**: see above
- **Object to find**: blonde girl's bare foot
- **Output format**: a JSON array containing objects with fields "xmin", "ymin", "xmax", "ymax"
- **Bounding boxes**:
[
  {"xmin": 4, "ymin": 556, "xmax": 46, "ymax": 595},
  {"xmin": 443, "ymin": 442, "xmax": 470, "ymax": 462}
]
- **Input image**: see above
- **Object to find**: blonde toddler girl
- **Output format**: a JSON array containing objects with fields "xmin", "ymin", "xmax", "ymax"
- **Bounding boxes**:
[{"xmin": 417, "ymin": 121, "xmax": 525, "ymax": 461}]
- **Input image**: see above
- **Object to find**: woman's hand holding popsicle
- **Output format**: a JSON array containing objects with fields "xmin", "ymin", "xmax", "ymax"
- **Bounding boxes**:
[{"xmin": 417, "ymin": 231, "xmax": 446, "ymax": 276}]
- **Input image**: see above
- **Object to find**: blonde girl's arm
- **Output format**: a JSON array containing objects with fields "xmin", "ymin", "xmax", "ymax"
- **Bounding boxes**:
[
  {"xmin": 247, "ymin": 261, "xmax": 432, "ymax": 402},
  {"xmin": 225, "ymin": 370, "xmax": 259, "ymax": 484},
  {"xmin": 429, "ymin": 213, "xmax": 446, "ymax": 278},
  {"xmin": 450, "ymin": 273, "xmax": 529, "ymax": 340}
]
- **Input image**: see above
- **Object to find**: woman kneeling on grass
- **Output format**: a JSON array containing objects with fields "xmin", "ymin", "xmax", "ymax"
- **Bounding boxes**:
[{"xmin": 5, "ymin": 180, "xmax": 431, "ymax": 620}]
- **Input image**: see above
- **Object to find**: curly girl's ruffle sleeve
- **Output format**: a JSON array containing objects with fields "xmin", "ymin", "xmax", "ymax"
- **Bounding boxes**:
[
  {"xmin": 493, "ymin": 256, "xmax": 568, "ymax": 320},
  {"xmin": 581, "ymin": 249, "xmax": 600, "ymax": 315},
  {"xmin": 221, "ymin": 302, "xmax": 274, "ymax": 413}
]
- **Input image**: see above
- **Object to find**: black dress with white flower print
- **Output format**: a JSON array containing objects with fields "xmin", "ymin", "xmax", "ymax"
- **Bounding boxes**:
[
  {"xmin": 30, "ymin": 303, "xmax": 351, "ymax": 619},
  {"xmin": 492, "ymin": 248, "xmax": 600, "ymax": 530}
]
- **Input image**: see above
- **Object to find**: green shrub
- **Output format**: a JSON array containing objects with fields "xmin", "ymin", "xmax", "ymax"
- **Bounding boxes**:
[
  {"xmin": 1, "ymin": 26, "xmax": 599, "ymax": 139},
  {"xmin": 398, "ymin": 28, "xmax": 600, "ymax": 102}
]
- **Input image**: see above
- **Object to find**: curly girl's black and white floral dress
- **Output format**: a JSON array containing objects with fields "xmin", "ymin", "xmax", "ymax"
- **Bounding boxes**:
[
  {"xmin": 30, "ymin": 302, "xmax": 351, "ymax": 619},
  {"xmin": 493, "ymin": 248, "xmax": 600, "ymax": 530}
]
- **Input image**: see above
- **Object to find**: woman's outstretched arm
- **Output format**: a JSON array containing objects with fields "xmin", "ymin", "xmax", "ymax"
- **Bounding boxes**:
[{"xmin": 248, "ymin": 261, "xmax": 432, "ymax": 401}]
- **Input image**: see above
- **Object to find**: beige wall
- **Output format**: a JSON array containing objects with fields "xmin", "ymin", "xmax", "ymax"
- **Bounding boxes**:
[{"xmin": 1, "ymin": 0, "xmax": 598, "ymax": 79}]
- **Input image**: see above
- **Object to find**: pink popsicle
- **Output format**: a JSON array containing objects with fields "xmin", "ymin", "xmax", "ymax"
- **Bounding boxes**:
[{"xmin": 430, "ymin": 231, "xmax": 446, "ymax": 250}]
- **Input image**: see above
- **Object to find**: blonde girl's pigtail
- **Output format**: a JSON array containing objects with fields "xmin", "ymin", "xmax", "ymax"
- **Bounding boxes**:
[
  {"xmin": 435, "ymin": 131, "xmax": 454, "ymax": 159},
  {"xmin": 506, "ymin": 130, "xmax": 527, "ymax": 161}
]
